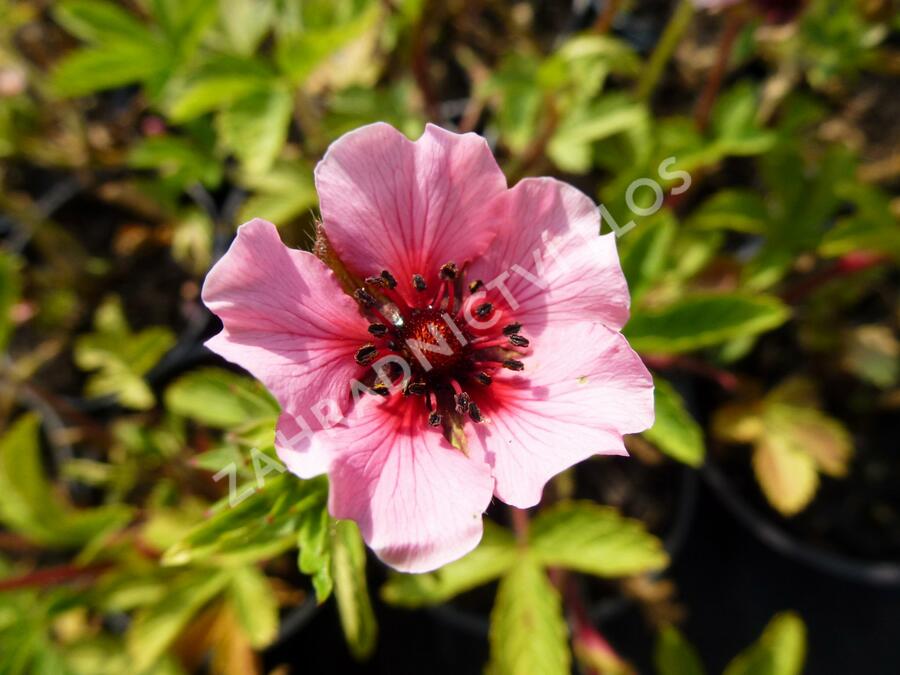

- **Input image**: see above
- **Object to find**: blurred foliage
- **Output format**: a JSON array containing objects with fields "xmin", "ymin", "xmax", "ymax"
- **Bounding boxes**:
[{"xmin": 0, "ymin": 0, "xmax": 898, "ymax": 672}]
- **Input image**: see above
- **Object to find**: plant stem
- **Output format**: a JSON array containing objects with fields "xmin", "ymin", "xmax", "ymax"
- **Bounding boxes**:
[
  {"xmin": 635, "ymin": 0, "xmax": 695, "ymax": 102},
  {"xmin": 509, "ymin": 506, "xmax": 530, "ymax": 545},
  {"xmin": 0, "ymin": 563, "xmax": 112, "ymax": 592},
  {"xmin": 592, "ymin": 0, "xmax": 621, "ymax": 34},
  {"xmin": 694, "ymin": 9, "xmax": 746, "ymax": 131}
]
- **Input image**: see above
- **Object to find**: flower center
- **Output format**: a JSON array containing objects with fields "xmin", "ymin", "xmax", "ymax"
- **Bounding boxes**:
[{"xmin": 349, "ymin": 263, "xmax": 530, "ymax": 429}]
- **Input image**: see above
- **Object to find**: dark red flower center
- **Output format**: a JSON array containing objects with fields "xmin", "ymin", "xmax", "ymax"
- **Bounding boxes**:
[{"xmin": 350, "ymin": 263, "xmax": 529, "ymax": 430}]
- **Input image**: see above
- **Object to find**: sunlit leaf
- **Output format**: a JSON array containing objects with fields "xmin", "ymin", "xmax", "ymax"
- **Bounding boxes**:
[
  {"xmin": 487, "ymin": 554, "xmax": 569, "ymax": 675},
  {"xmin": 164, "ymin": 367, "xmax": 279, "ymax": 429},
  {"xmin": 655, "ymin": 624, "xmax": 706, "ymax": 675},
  {"xmin": 643, "ymin": 376, "xmax": 705, "ymax": 467},
  {"xmin": 724, "ymin": 612, "xmax": 806, "ymax": 675},
  {"xmin": 332, "ymin": 519, "xmax": 377, "ymax": 660},
  {"xmin": 529, "ymin": 501, "xmax": 668, "ymax": 577}
]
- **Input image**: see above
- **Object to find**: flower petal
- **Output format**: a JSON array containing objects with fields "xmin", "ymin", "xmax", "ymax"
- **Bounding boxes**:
[
  {"xmin": 468, "ymin": 177, "xmax": 630, "ymax": 333},
  {"xmin": 315, "ymin": 122, "xmax": 508, "ymax": 306},
  {"xmin": 468, "ymin": 321, "xmax": 653, "ymax": 508},
  {"xmin": 202, "ymin": 218, "xmax": 372, "ymax": 456},
  {"xmin": 294, "ymin": 396, "xmax": 495, "ymax": 572}
]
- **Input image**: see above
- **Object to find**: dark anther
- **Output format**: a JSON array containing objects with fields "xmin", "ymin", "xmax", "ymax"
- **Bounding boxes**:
[
  {"xmin": 368, "ymin": 323, "xmax": 388, "ymax": 336},
  {"xmin": 428, "ymin": 411, "xmax": 442, "ymax": 427},
  {"xmin": 502, "ymin": 359, "xmax": 525, "ymax": 371},
  {"xmin": 509, "ymin": 334, "xmax": 530, "ymax": 347},
  {"xmin": 372, "ymin": 382, "xmax": 390, "ymax": 397},
  {"xmin": 354, "ymin": 288, "xmax": 377, "ymax": 307},
  {"xmin": 469, "ymin": 279, "xmax": 484, "ymax": 293},
  {"xmin": 405, "ymin": 380, "xmax": 428, "ymax": 396},
  {"xmin": 365, "ymin": 275, "xmax": 386, "ymax": 288},
  {"xmin": 454, "ymin": 391, "xmax": 471, "ymax": 414},
  {"xmin": 468, "ymin": 402, "xmax": 484, "ymax": 423},
  {"xmin": 355, "ymin": 344, "xmax": 378, "ymax": 365},
  {"xmin": 475, "ymin": 302, "xmax": 493, "ymax": 318},
  {"xmin": 412, "ymin": 274, "xmax": 427, "ymax": 291},
  {"xmin": 475, "ymin": 371, "xmax": 493, "ymax": 385},
  {"xmin": 502, "ymin": 322, "xmax": 522, "ymax": 336},
  {"xmin": 440, "ymin": 262, "xmax": 458, "ymax": 280},
  {"xmin": 380, "ymin": 270, "xmax": 398, "ymax": 289}
]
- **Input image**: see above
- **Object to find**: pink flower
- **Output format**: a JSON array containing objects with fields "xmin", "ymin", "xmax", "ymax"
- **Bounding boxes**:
[{"xmin": 202, "ymin": 123, "xmax": 653, "ymax": 572}]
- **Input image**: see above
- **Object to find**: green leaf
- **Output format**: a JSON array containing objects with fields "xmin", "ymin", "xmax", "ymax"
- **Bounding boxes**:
[
  {"xmin": 752, "ymin": 435, "xmax": 819, "ymax": 517},
  {"xmin": 161, "ymin": 474, "xmax": 302, "ymax": 566},
  {"xmin": 164, "ymin": 367, "xmax": 279, "ymax": 429},
  {"xmin": 129, "ymin": 135, "xmax": 223, "ymax": 189},
  {"xmin": 381, "ymin": 521, "xmax": 517, "ymax": 607},
  {"xmin": 127, "ymin": 569, "xmax": 231, "ymax": 672},
  {"xmin": 228, "ymin": 566, "xmax": 279, "ymax": 648},
  {"xmin": 237, "ymin": 160, "xmax": 318, "ymax": 225},
  {"xmin": 625, "ymin": 294, "xmax": 790, "ymax": 355},
  {"xmin": 686, "ymin": 190, "xmax": 769, "ymax": 234},
  {"xmin": 0, "ymin": 251, "xmax": 21, "ymax": 351},
  {"xmin": 643, "ymin": 377, "xmax": 705, "ymax": 467},
  {"xmin": 529, "ymin": 501, "xmax": 668, "ymax": 577},
  {"xmin": 332, "ymin": 520, "xmax": 377, "ymax": 660},
  {"xmin": 53, "ymin": 0, "xmax": 153, "ymax": 44},
  {"xmin": 0, "ymin": 414, "xmax": 133, "ymax": 548},
  {"xmin": 724, "ymin": 612, "xmax": 806, "ymax": 675},
  {"xmin": 820, "ymin": 215, "xmax": 900, "ymax": 260},
  {"xmin": 548, "ymin": 95, "xmax": 648, "ymax": 174},
  {"xmin": 216, "ymin": 86, "xmax": 293, "ymax": 175},
  {"xmin": 655, "ymin": 624, "xmax": 705, "ymax": 675},
  {"xmin": 50, "ymin": 43, "xmax": 165, "ymax": 97},
  {"xmin": 164, "ymin": 56, "xmax": 275, "ymax": 122},
  {"xmin": 618, "ymin": 211, "xmax": 675, "ymax": 302},
  {"xmin": 218, "ymin": 0, "xmax": 274, "ymax": 55},
  {"xmin": 296, "ymin": 478, "xmax": 334, "ymax": 603},
  {"xmin": 274, "ymin": 2, "xmax": 382, "ymax": 86},
  {"xmin": 487, "ymin": 555, "xmax": 569, "ymax": 675},
  {"xmin": 74, "ymin": 297, "xmax": 176, "ymax": 410}
]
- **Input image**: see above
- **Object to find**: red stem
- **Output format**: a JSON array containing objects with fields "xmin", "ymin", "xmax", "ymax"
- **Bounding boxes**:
[
  {"xmin": 694, "ymin": 10, "xmax": 746, "ymax": 131},
  {"xmin": 0, "ymin": 562, "xmax": 112, "ymax": 592}
]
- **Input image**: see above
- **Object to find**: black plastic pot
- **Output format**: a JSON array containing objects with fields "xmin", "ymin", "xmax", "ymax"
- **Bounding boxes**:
[{"xmin": 703, "ymin": 462, "xmax": 900, "ymax": 587}]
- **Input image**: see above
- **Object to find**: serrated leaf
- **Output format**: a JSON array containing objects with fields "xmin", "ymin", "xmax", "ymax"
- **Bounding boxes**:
[
  {"xmin": 164, "ymin": 367, "xmax": 279, "ymax": 429},
  {"xmin": 655, "ymin": 624, "xmax": 706, "ymax": 675},
  {"xmin": 487, "ymin": 555, "xmax": 569, "ymax": 675},
  {"xmin": 764, "ymin": 405, "xmax": 852, "ymax": 478},
  {"xmin": 643, "ymin": 377, "xmax": 705, "ymax": 467},
  {"xmin": 218, "ymin": 0, "xmax": 274, "ymax": 55},
  {"xmin": 216, "ymin": 86, "xmax": 293, "ymax": 175},
  {"xmin": 529, "ymin": 501, "xmax": 668, "ymax": 577},
  {"xmin": 227, "ymin": 566, "xmax": 279, "ymax": 648},
  {"xmin": 381, "ymin": 521, "xmax": 517, "ymax": 607},
  {"xmin": 618, "ymin": 212, "xmax": 675, "ymax": 302},
  {"xmin": 332, "ymin": 520, "xmax": 377, "ymax": 660},
  {"xmin": 625, "ymin": 294, "xmax": 790, "ymax": 355},
  {"xmin": 724, "ymin": 612, "xmax": 806, "ymax": 675},
  {"xmin": 237, "ymin": 160, "xmax": 318, "ymax": 225}
]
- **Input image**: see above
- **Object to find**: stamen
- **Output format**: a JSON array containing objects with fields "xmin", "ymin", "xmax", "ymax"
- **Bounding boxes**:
[
  {"xmin": 354, "ymin": 288, "xmax": 378, "ymax": 307},
  {"xmin": 428, "ymin": 411, "xmax": 442, "ymax": 427},
  {"xmin": 372, "ymin": 382, "xmax": 390, "ymax": 397},
  {"xmin": 380, "ymin": 270, "xmax": 398, "ymax": 289},
  {"xmin": 454, "ymin": 391, "xmax": 471, "ymax": 414},
  {"xmin": 502, "ymin": 322, "xmax": 522, "ymax": 336},
  {"xmin": 440, "ymin": 262, "xmax": 458, "ymax": 280},
  {"xmin": 502, "ymin": 359, "xmax": 525, "ymax": 371},
  {"xmin": 469, "ymin": 279, "xmax": 484, "ymax": 293},
  {"xmin": 368, "ymin": 323, "xmax": 388, "ymax": 336},
  {"xmin": 405, "ymin": 380, "xmax": 428, "ymax": 396},
  {"xmin": 355, "ymin": 343, "xmax": 378, "ymax": 365},
  {"xmin": 475, "ymin": 302, "xmax": 493, "ymax": 318},
  {"xmin": 509, "ymin": 334, "xmax": 530, "ymax": 347},
  {"xmin": 475, "ymin": 372, "xmax": 493, "ymax": 385},
  {"xmin": 365, "ymin": 275, "xmax": 386, "ymax": 288},
  {"xmin": 412, "ymin": 274, "xmax": 427, "ymax": 292},
  {"xmin": 468, "ymin": 402, "xmax": 484, "ymax": 423}
]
